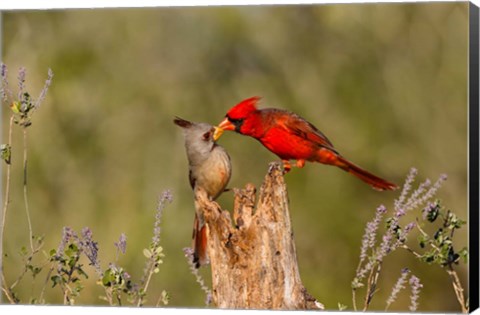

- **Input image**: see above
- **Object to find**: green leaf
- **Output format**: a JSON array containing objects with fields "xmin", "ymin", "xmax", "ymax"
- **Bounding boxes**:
[
  {"xmin": 10, "ymin": 101, "xmax": 21, "ymax": 114},
  {"xmin": 66, "ymin": 243, "xmax": 79, "ymax": 256},
  {"xmin": 422, "ymin": 251, "xmax": 436, "ymax": 264},
  {"xmin": 102, "ymin": 269, "xmax": 115, "ymax": 287},
  {"xmin": 0, "ymin": 144, "xmax": 11, "ymax": 164},
  {"xmin": 459, "ymin": 247, "xmax": 469, "ymax": 263},
  {"xmin": 143, "ymin": 248, "xmax": 152, "ymax": 258},
  {"xmin": 28, "ymin": 265, "xmax": 42, "ymax": 277},
  {"xmin": 418, "ymin": 233, "xmax": 429, "ymax": 249},
  {"xmin": 77, "ymin": 267, "xmax": 89, "ymax": 279},
  {"xmin": 51, "ymin": 275, "xmax": 63, "ymax": 288}
]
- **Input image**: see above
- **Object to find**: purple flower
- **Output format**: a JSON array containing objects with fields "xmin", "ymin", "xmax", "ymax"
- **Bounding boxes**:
[
  {"xmin": 17, "ymin": 67, "xmax": 26, "ymax": 101},
  {"xmin": 354, "ymin": 260, "xmax": 374, "ymax": 283},
  {"xmin": 114, "ymin": 233, "xmax": 127, "ymax": 255},
  {"xmin": 161, "ymin": 189, "xmax": 173, "ymax": 204},
  {"xmin": 409, "ymin": 275, "xmax": 423, "ymax": 311},
  {"xmin": 183, "ymin": 247, "xmax": 194, "ymax": 258},
  {"xmin": 404, "ymin": 222, "xmax": 416, "ymax": 233},
  {"xmin": 404, "ymin": 173, "xmax": 446, "ymax": 212},
  {"xmin": 403, "ymin": 179, "xmax": 430, "ymax": 210},
  {"xmin": 395, "ymin": 169, "xmax": 447, "ymax": 215},
  {"xmin": 183, "ymin": 247, "xmax": 212, "ymax": 306},
  {"xmin": 394, "ymin": 207, "xmax": 406, "ymax": 218},
  {"xmin": 379, "ymin": 231, "xmax": 394, "ymax": 258},
  {"xmin": 1, "ymin": 63, "xmax": 13, "ymax": 102},
  {"xmin": 395, "ymin": 167, "xmax": 417, "ymax": 209},
  {"xmin": 1, "ymin": 63, "xmax": 6, "ymax": 78},
  {"xmin": 378, "ymin": 214, "xmax": 400, "ymax": 260},
  {"xmin": 57, "ymin": 226, "xmax": 76, "ymax": 257},
  {"xmin": 359, "ymin": 205, "xmax": 387, "ymax": 261},
  {"xmin": 152, "ymin": 190, "xmax": 173, "ymax": 246},
  {"xmin": 386, "ymin": 268, "xmax": 411, "ymax": 309},
  {"xmin": 1, "ymin": 63, "xmax": 7, "ymax": 101},
  {"xmin": 34, "ymin": 68, "xmax": 54, "ymax": 109},
  {"xmin": 80, "ymin": 227, "xmax": 101, "ymax": 274}
]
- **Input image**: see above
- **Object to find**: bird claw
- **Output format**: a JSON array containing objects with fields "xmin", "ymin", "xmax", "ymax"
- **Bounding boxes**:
[
  {"xmin": 282, "ymin": 160, "xmax": 292, "ymax": 174},
  {"xmin": 296, "ymin": 159, "xmax": 305, "ymax": 168},
  {"xmin": 280, "ymin": 160, "xmax": 305, "ymax": 174}
]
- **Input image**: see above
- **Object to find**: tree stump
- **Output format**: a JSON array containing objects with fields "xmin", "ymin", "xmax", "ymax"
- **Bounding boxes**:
[{"xmin": 194, "ymin": 162, "xmax": 323, "ymax": 310}]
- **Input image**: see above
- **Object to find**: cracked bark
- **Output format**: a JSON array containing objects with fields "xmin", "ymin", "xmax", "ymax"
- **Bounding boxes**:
[{"xmin": 194, "ymin": 162, "xmax": 322, "ymax": 310}]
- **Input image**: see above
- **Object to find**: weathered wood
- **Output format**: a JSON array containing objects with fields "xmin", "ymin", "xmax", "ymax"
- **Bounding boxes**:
[{"xmin": 194, "ymin": 162, "xmax": 323, "ymax": 310}]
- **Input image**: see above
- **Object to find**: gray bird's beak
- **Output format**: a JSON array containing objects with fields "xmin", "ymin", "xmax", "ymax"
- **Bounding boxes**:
[{"xmin": 213, "ymin": 126, "xmax": 224, "ymax": 141}]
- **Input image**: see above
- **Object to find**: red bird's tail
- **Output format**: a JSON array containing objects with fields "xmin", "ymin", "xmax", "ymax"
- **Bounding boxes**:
[
  {"xmin": 192, "ymin": 214, "xmax": 208, "ymax": 268},
  {"xmin": 335, "ymin": 156, "xmax": 398, "ymax": 191}
]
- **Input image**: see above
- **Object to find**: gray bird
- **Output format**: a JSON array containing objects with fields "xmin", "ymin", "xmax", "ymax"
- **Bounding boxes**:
[{"xmin": 174, "ymin": 117, "xmax": 232, "ymax": 267}]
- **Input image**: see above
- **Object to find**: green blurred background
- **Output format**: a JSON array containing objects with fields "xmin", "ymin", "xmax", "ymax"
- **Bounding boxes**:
[{"xmin": 1, "ymin": 2, "xmax": 469, "ymax": 312}]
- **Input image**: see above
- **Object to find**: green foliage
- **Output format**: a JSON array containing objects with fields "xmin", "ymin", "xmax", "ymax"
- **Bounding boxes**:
[
  {"xmin": 143, "ymin": 245, "xmax": 164, "ymax": 272},
  {"xmin": 11, "ymin": 94, "xmax": 31, "ymax": 124},
  {"xmin": 352, "ymin": 169, "xmax": 468, "ymax": 312},
  {"xmin": 416, "ymin": 201, "xmax": 468, "ymax": 268},
  {"xmin": 99, "ymin": 264, "xmax": 133, "ymax": 305},
  {"xmin": 1, "ymin": 63, "xmax": 170, "ymax": 306},
  {"xmin": 49, "ymin": 243, "xmax": 88, "ymax": 305}
]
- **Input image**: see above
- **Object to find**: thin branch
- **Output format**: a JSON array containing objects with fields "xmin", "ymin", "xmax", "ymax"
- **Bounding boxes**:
[
  {"xmin": 363, "ymin": 262, "xmax": 382, "ymax": 311},
  {"xmin": 39, "ymin": 265, "xmax": 54, "ymax": 303},
  {"xmin": 23, "ymin": 128, "xmax": 34, "ymax": 251},
  {"xmin": 446, "ymin": 267, "xmax": 468, "ymax": 313},
  {"xmin": 400, "ymin": 244, "xmax": 423, "ymax": 258},
  {"xmin": 9, "ymin": 246, "xmax": 42, "ymax": 290},
  {"xmin": 352, "ymin": 288, "xmax": 358, "ymax": 311},
  {"xmin": 1, "ymin": 273, "xmax": 16, "ymax": 304},
  {"xmin": 0, "ymin": 115, "xmax": 14, "ymax": 303}
]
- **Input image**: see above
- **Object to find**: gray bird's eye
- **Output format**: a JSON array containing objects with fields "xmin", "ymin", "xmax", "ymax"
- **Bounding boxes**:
[{"xmin": 202, "ymin": 131, "xmax": 211, "ymax": 141}]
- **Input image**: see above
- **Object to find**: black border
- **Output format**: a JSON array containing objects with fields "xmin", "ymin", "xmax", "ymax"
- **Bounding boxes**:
[{"xmin": 469, "ymin": 1, "xmax": 479, "ymax": 312}]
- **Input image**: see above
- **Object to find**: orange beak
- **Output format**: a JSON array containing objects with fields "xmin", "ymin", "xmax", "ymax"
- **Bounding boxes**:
[{"xmin": 213, "ymin": 117, "xmax": 235, "ymax": 141}]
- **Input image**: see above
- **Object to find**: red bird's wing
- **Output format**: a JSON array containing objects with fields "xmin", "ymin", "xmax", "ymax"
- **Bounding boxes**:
[{"xmin": 278, "ymin": 111, "xmax": 338, "ymax": 153}]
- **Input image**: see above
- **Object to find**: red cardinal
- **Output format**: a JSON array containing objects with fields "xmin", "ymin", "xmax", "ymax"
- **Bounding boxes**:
[{"xmin": 213, "ymin": 96, "xmax": 397, "ymax": 191}]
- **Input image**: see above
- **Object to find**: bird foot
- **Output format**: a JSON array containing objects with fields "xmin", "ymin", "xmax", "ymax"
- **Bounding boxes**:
[
  {"xmin": 281, "ymin": 160, "xmax": 305, "ymax": 174},
  {"xmin": 282, "ymin": 160, "xmax": 292, "ymax": 174},
  {"xmin": 296, "ymin": 159, "xmax": 305, "ymax": 168}
]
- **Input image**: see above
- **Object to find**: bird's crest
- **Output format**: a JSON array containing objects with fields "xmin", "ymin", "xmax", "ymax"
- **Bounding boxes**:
[
  {"xmin": 173, "ymin": 116, "xmax": 193, "ymax": 128},
  {"xmin": 226, "ymin": 96, "xmax": 261, "ymax": 120}
]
